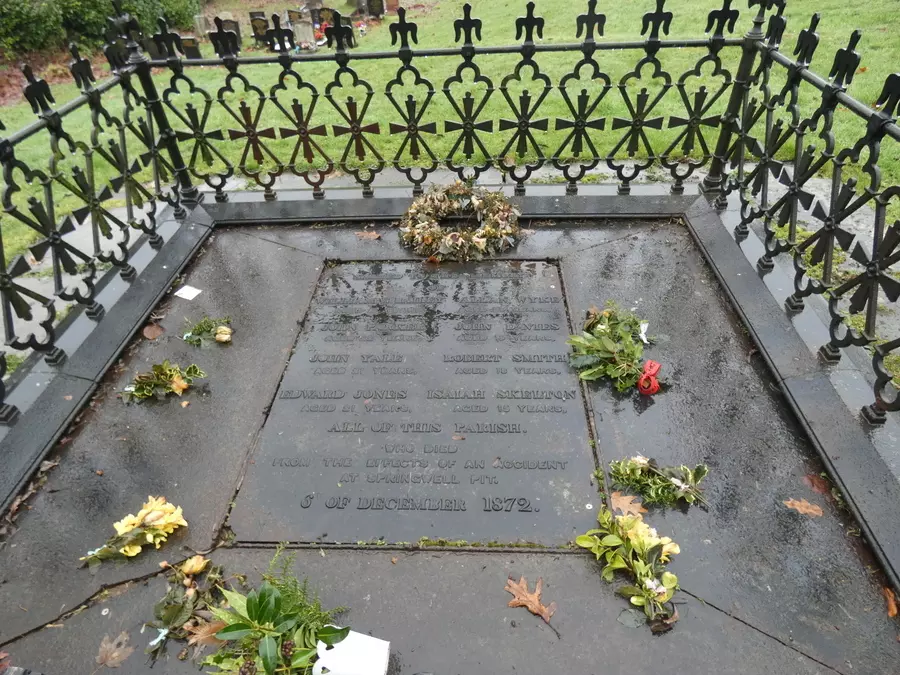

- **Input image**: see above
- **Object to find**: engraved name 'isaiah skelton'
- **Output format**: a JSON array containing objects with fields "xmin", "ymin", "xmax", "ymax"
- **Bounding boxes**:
[{"xmin": 229, "ymin": 261, "xmax": 597, "ymax": 543}]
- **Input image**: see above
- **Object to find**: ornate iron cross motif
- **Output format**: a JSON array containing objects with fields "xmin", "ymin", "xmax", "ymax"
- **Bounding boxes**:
[
  {"xmin": 134, "ymin": 115, "xmax": 173, "ymax": 183},
  {"xmin": 0, "ymin": 254, "xmax": 57, "ymax": 351},
  {"xmin": 499, "ymin": 90, "xmax": 548, "ymax": 158},
  {"xmin": 209, "ymin": 17, "xmax": 240, "ymax": 58},
  {"xmin": 227, "ymin": 100, "xmax": 277, "ymax": 165},
  {"xmin": 445, "ymin": 91, "xmax": 494, "ymax": 160},
  {"xmin": 69, "ymin": 44, "xmax": 95, "ymax": 92},
  {"xmin": 265, "ymin": 15, "xmax": 295, "ymax": 53},
  {"xmin": 26, "ymin": 202, "xmax": 98, "ymax": 306},
  {"xmin": 668, "ymin": 87, "xmax": 720, "ymax": 156},
  {"xmin": 279, "ymin": 99, "xmax": 328, "ymax": 165},
  {"xmin": 389, "ymin": 94, "xmax": 437, "ymax": 161},
  {"xmin": 800, "ymin": 179, "xmax": 858, "ymax": 269},
  {"xmin": 516, "ymin": 2, "xmax": 545, "ymax": 45},
  {"xmin": 174, "ymin": 102, "xmax": 225, "ymax": 167},
  {"xmin": 611, "ymin": 87, "xmax": 665, "ymax": 157},
  {"xmin": 333, "ymin": 97, "xmax": 381, "ymax": 161},
  {"xmin": 844, "ymin": 223, "xmax": 900, "ymax": 316},
  {"xmin": 556, "ymin": 88, "xmax": 607, "ymax": 157},
  {"xmin": 577, "ymin": 0, "xmax": 606, "ymax": 44},
  {"xmin": 66, "ymin": 166, "xmax": 117, "ymax": 237}
]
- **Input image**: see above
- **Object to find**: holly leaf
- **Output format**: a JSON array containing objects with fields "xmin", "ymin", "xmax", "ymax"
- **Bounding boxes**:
[
  {"xmin": 783, "ymin": 498, "xmax": 823, "ymax": 517},
  {"xmin": 96, "ymin": 631, "xmax": 135, "ymax": 668},
  {"xmin": 187, "ymin": 620, "xmax": 227, "ymax": 648},
  {"xmin": 355, "ymin": 231, "xmax": 381, "ymax": 240},
  {"xmin": 609, "ymin": 491, "xmax": 648, "ymax": 516},
  {"xmin": 504, "ymin": 575, "xmax": 557, "ymax": 624},
  {"xmin": 883, "ymin": 587, "xmax": 898, "ymax": 618},
  {"xmin": 169, "ymin": 374, "xmax": 189, "ymax": 395}
]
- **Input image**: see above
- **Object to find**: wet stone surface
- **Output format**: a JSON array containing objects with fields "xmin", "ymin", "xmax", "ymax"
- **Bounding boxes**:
[{"xmin": 229, "ymin": 261, "xmax": 598, "ymax": 544}]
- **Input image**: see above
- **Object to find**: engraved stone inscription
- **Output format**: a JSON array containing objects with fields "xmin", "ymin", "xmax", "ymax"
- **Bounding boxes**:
[{"xmin": 230, "ymin": 261, "xmax": 596, "ymax": 543}]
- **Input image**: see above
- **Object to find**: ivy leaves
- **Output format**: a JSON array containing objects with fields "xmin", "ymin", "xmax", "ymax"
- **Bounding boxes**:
[{"xmin": 122, "ymin": 361, "xmax": 206, "ymax": 402}]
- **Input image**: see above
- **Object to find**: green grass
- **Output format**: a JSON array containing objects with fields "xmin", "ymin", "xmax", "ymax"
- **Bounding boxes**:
[{"xmin": 0, "ymin": 0, "xmax": 898, "ymax": 263}]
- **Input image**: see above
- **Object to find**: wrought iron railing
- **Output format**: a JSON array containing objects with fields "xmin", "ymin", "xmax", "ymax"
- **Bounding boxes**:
[{"xmin": 0, "ymin": 0, "xmax": 897, "ymax": 422}]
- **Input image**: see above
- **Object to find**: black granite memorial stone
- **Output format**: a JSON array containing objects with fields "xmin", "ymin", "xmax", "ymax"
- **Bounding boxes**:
[{"xmin": 230, "ymin": 261, "xmax": 597, "ymax": 544}]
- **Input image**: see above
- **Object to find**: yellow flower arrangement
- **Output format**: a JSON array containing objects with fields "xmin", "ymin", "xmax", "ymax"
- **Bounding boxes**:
[
  {"xmin": 577, "ymin": 505, "xmax": 681, "ymax": 629},
  {"xmin": 81, "ymin": 496, "xmax": 188, "ymax": 567}
]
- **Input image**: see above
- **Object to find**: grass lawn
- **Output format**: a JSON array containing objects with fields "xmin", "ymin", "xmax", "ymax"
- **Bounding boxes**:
[{"xmin": 0, "ymin": 0, "xmax": 898, "ymax": 260}]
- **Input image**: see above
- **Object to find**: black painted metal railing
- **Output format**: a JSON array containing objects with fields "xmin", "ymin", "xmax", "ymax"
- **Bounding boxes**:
[{"xmin": 0, "ymin": 0, "xmax": 897, "ymax": 422}]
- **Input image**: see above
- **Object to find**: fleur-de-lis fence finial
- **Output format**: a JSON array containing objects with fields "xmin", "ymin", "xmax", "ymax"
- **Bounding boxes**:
[
  {"xmin": 577, "ymin": 0, "xmax": 606, "ymax": 46},
  {"xmin": 794, "ymin": 14, "xmax": 821, "ymax": 68},
  {"xmin": 641, "ymin": 0, "xmax": 672, "ymax": 56},
  {"xmin": 705, "ymin": 0, "xmax": 739, "ymax": 52},
  {"xmin": 829, "ymin": 29, "xmax": 863, "ymax": 89},
  {"xmin": 69, "ymin": 43, "xmax": 95, "ymax": 91}
]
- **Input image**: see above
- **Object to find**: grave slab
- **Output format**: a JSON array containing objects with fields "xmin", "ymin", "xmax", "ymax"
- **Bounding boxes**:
[{"xmin": 229, "ymin": 261, "xmax": 598, "ymax": 544}]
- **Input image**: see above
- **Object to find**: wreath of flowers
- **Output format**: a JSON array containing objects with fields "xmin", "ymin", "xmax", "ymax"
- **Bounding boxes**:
[{"xmin": 398, "ymin": 182, "xmax": 521, "ymax": 262}]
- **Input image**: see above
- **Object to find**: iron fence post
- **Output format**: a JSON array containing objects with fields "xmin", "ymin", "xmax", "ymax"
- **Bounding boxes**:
[
  {"xmin": 701, "ymin": 2, "xmax": 770, "ymax": 205},
  {"xmin": 118, "ymin": 10, "xmax": 199, "ymax": 213}
]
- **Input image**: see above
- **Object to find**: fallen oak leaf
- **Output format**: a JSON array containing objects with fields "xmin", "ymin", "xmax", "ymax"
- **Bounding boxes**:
[
  {"xmin": 355, "ymin": 231, "xmax": 381, "ymax": 240},
  {"xmin": 142, "ymin": 324, "xmax": 165, "ymax": 340},
  {"xmin": 95, "ymin": 631, "xmax": 135, "ymax": 668},
  {"xmin": 783, "ymin": 498, "xmax": 823, "ymax": 517},
  {"xmin": 452, "ymin": 435, "xmax": 466, "ymax": 441},
  {"xmin": 609, "ymin": 491, "xmax": 648, "ymax": 517},
  {"xmin": 505, "ymin": 575, "xmax": 557, "ymax": 624},
  {"xmin": 883, "ymin": 587, "xmax": 898, "ymax": 618},
  {"xmin": 802, "ymin": 474, "xmax": 830, "ymax": 495},
  {"xmin": 187, "ymin": 620, "xmax": 226, "ymax": 648}
]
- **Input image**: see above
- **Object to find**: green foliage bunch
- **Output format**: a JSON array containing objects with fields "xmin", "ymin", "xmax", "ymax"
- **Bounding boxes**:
[
  {"xmin": 183, "ymin": 316, "xmax": 232, "ymax": 347},
  {"xmin": 123, "ymin": 360, "xmax": 205, "ymax": 402},
  {"xmin": 609, "ymin": 456, "xmax": 709, "ymax": 507},
  {"xmin": 577, "ymin": 506, "xmax": 680, "ymax": 628},
  {"xmin": 206, "ymin": 549, "xmax": 348, "ymax": 675},
  {"xmin": 567, "ymin": 302, "xmax": 649, "ymax": 391},
  {"xmin": 0, "ymin": 0, "xmax": 200, "ymax": 54}
]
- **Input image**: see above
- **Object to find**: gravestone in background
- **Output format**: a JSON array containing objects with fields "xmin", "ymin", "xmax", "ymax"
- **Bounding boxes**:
[
  {"xmin": 230, "ymin": 261, "xmax": 597, "ymax": 544},
  {"xmin": 181, "ymin": 36, "xmax": 202, "ymax": 59}
]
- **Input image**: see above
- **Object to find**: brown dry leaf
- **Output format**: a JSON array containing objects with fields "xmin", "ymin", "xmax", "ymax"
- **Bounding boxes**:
[
  {"xmin": 187, "ymin": 620, "xmax": 226, "ymax": 648},
  {"xmin": 883, "ymin": 587, "xmax": 898, "ymax": 618},
  {"xmin": 452, "ymin": 435, "xmax": 466, "ymax": 441},
  {"xmin": 96, "ymin": 631, "xmax": 135, "ymax": 668},
  {"xmin": 609, "ymin": 491, "xmax": 648, "ymax": 517},
  {"xmin": 142, "ymin": 323, "xmax": 165, "ymax": 340},
  {"xmin": 355, "ymin": 231, "xmax": 381, "ymax": 240},
  {"xmin": 63, "ymin": 395, "xmax": 73, "ymax": 401},
  {"xmin": 802, "ymin": 474, "xmax": 830, "ymax": 495},
  {"xmin": 169, "ymin": 374, "xmax": 189, "ymax": 395},
  {"xmin": 0, "ymin": 651, "xmax": 9, "ymax": 673},
  {"xmin": 95, "ymin": 470, "xmax": 104, "ymax": 476},
  {"xmin": 783, "ymin": 498, "xmax": 823, "ymax": 517},
  {"xmin": 505, "ymin": 575, "xmax": 557, "ymax": 624},
  {"xmin": 181, "ymin": 401, "xmax": 190, "ymax": 408},
  {"xmin": 391, "ymin": 557, "xmax": 398, "ymax": 564}
]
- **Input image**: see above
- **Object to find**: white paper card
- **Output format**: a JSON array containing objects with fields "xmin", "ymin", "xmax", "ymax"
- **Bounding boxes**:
[
  {"xmin": 313, "ymin": 629, "xmax": 390, "ymax": 675},
  {"xmin": 174, "ymin": 285, "xmax": 202, "ymax": 300}
]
